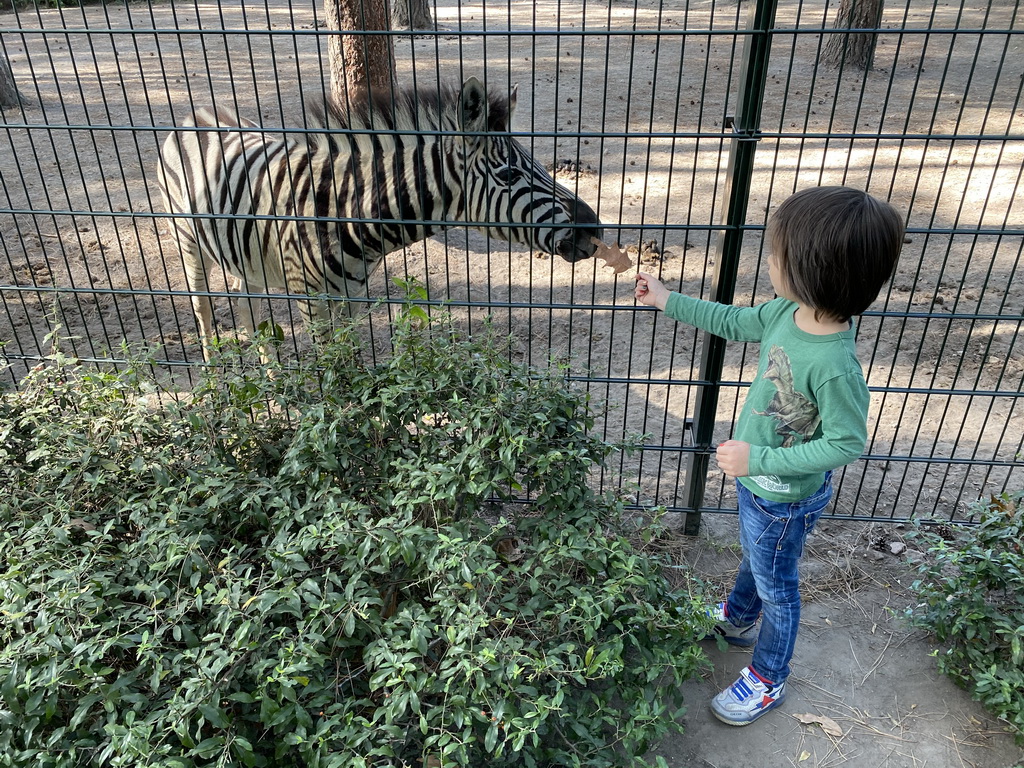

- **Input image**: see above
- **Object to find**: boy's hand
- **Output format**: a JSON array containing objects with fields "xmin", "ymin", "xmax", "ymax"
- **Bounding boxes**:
[
  {"xmin": 634, "ymin": 272, "xmax": 671, "ymax": 311},
  {"xmin": 716, "ymin": 440, "xmax": 750, "ymax": 478}
]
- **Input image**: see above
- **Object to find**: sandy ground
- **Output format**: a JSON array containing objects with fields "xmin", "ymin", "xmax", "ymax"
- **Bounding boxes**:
[{"xmin": 1, "ymin": 0, "xmax": 1023, "ymax": 763}]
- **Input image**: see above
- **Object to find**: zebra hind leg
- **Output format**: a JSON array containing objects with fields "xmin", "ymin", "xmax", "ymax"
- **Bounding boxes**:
[{"xmin": 180, "ymin": 246, "xmax": 218, "ymax": 363}]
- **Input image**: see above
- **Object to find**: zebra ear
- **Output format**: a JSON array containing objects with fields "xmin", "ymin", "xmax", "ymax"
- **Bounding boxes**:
[
  {"xmin": 508, "ymin": 84, "xmax": 518, "ymax": 124},
  {"xmin": 459, "ymin": 77, "xmax": 489, "ymax": 134}
]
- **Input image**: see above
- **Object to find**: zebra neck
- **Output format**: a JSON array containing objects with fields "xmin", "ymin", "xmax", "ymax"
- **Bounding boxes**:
[
  {"xmin": 400, "ymin": 138, "xmax": 465, "ymax": 234},
  {"xmin": 298, "ymin": 136, "xmax": 461, "ymax": 261},
  {"xmin": 355, "ymin": 137, "xmax": 465, "ymax": 252}
]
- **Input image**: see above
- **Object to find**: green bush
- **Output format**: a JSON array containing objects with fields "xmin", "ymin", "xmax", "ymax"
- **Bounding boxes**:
[
  {"xmin": 906, "ymin": 492, "xmax": 1024, "ymax": 744},
  {"xmin": 0, "ymin": 313, "xmax": 710, "ymax": 768}
]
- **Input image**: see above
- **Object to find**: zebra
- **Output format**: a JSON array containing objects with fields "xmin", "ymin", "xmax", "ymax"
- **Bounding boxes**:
[{"xmin": 156, "ymin": 76, "xmax": 603, "ymax": 360}]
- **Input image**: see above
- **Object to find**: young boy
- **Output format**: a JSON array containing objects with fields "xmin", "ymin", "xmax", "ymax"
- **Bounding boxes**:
[{"xmin": 634, "ymin": 186, "xmax": 904, "ymax": 726}]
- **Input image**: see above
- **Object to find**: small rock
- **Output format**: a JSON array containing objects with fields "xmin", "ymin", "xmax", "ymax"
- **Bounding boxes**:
[{"xmin": 889, "ymin": 541, "xmax": 907, "ymax": 555}]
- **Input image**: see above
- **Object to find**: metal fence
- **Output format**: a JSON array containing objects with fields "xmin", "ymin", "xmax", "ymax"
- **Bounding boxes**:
[{"xmin": 1, "ymin": 0, "xmax": 1022, "ymax": 529}]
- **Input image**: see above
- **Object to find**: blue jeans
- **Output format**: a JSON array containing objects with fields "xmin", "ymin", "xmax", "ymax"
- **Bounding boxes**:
[{"xmin": 726, "ymin": 474, "xmax": 833, "ymax": 685}]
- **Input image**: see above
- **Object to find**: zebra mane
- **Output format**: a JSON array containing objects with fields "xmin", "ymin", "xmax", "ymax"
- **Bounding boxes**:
[{"xmin": 304, "ymin": 81, "xmax": 512, "ymax": 135}]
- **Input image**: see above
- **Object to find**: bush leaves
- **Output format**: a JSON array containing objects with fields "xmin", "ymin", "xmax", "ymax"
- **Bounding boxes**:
[
  {"xmin": 906, "ymin": 492, "xmax": 1024, "ymax": 745},
  {"xmin": 0, "ymin": 313, "xmax": 709, "ymax": 767}
]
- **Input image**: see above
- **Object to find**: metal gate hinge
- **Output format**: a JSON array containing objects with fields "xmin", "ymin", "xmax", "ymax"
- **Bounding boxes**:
[{"xmin": 724, "ymin": 115, "xmax": 762, "ymax": 141}]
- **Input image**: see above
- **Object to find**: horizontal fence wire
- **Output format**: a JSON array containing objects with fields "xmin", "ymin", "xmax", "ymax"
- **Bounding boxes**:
[{"xmin": 1, "ymin": 0, "xmax": 1022, "ymax": 526}]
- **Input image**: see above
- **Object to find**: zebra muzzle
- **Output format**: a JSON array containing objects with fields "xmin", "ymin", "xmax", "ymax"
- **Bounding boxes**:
[{"xmin": 555, "ymin": 224, "xmax": 604, "ymax": 263}]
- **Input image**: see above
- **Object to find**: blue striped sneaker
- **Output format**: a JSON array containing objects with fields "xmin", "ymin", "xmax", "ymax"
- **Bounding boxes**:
[
  {"xmin": 711, "ymin": 665, "xmax": 786, "ymax": 726},
  {"xmin": 706, "ymin": 602, "xmax": 758, "ymax": 647}
]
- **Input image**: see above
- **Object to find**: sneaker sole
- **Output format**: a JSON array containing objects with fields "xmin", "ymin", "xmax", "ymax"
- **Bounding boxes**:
[{"xmin": 710, "ymin": 693, "xmax": 785, "ymax": 726}]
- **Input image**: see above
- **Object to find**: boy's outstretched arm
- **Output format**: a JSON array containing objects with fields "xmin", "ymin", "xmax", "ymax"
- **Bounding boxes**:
[{"xmin": 635, "ymin": 272, "xmax": 769, "ymax": 342}]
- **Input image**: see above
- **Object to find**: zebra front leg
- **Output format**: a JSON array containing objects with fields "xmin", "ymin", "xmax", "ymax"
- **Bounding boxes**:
[
  {"xmin": 298, "ymin": 295, "xmax": 339, "ymax": 350},
  {"xmin": 232, "ymin": 280, "xmax": 275, "ymax": 366},
  {"xmin": 330, "ymin": 275, "xmax": 372, "ymax": 327},
  {"xmin": 330, "ymin": 293, "xmax": 357, "ymax": 324}
]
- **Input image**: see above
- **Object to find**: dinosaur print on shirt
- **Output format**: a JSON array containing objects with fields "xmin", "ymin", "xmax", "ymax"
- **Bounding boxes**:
[{"xmin": 753, "ymin": 345, "xmax": 821, "ymax": 448}]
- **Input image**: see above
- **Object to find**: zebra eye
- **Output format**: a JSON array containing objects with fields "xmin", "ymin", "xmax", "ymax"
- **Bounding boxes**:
[{"xmin": 494, "ymin": 165, "xmax": 520, "ymax": 184}]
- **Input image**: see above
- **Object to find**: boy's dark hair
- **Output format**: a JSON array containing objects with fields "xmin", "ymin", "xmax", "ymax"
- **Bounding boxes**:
[{"xmin": 767, "ymin": 186, "xmax": 905, "ymax": 322}]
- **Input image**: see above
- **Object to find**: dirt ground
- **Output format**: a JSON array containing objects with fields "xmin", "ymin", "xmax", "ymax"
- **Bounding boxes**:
[
  {"xmin": 658, "ymin": 516, "xmax": 1024, "ymax": 768},
  {"xmin": 1, "ymin": 0, "xmax": 1023, "ymax": 764}
]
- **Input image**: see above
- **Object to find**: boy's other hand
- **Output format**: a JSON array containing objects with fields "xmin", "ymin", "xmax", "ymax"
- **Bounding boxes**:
[
  {"xmin": 634, "ymin": 272, "xmax": 670, "ymax": 311},
  {"xmin": 716, "ymin": 440, "xmax": 751, "ymax": 478}
]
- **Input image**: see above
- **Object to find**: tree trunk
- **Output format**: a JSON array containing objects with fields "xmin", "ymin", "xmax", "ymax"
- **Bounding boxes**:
[
  {"xmin": 821, "ymin": 0, "xmax": 884, "ymax": 70},
  {"xmin": 391, "ymin": 0, "xmax": 433, "ymax": 31},
  {"xmin": 0, "ymin": 50, "xmax": 24, "ymax": 109},
  {"xmin": 325, "ymin": 0, "xmax": 396, "ymax": 108}
]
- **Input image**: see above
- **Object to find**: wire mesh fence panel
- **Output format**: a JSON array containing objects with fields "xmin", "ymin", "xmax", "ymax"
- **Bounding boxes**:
[
  {"xmin": 1, "ymin": 0, "xmax": 1021, "ymax": 525},
  {"xmin": 751, "ymin": 0, "xmax": 1024, "ymax": 522}
]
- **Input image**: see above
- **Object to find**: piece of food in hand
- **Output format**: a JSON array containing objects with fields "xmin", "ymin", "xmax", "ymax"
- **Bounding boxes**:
[{"xmin": 590, "ymin": 237, "xmax": 634, "ymax": 274}]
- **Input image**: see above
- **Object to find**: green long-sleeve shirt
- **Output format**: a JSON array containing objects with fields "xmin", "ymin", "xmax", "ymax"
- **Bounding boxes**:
[{"xmin": 665, "ymin": 293, "xmax": 869, "ymax": 502}]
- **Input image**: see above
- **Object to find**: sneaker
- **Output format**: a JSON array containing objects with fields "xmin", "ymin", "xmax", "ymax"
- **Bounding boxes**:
[
  {"xmin": 706, "ymin": 602, "xmax": 758, "ymax": 647},
  {"xmin": 711, "ymin": 665, "xmax": 787, "ymax": 726}
]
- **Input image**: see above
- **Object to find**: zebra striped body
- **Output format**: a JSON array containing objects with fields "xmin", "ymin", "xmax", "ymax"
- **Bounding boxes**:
[{"xmin": 156, "ymin": 77, "xmax": 602, "ymax": 359}]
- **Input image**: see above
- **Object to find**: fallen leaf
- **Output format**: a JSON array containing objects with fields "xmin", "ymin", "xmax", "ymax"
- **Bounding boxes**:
[
  {"xmin": 798, "ymin": 751, "xmax": 811, "ymax": 762},
  {"xmin": 590, "ymin": 237, "xmax": 633, "ymax": 274},
  {"xmin": 793, "ymin": 712, "xmax": 844, "ymax": 738}
]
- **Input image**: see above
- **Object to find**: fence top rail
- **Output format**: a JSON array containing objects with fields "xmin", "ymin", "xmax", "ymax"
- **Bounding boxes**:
[
  {"xmin": 3, "ymin": 25, "xmax": 1023, "ymax": 37},
  {"xmin": 3, "ymin": 120, "xmax": 1022, "ymax": 143}
]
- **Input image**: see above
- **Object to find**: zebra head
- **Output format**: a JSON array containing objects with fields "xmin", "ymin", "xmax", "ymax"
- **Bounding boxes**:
[{"xmin": 456, "ymin": 77, "xmax": 603, "ymax": 263}]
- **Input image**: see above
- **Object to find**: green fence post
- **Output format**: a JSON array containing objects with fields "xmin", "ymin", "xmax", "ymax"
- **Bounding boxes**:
[{"xmin": 683, "ymin": 0, "xmax": 778, "ymax": 535}]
